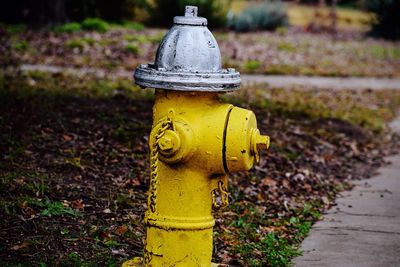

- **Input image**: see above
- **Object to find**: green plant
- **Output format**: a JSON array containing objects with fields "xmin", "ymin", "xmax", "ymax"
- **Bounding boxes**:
[
  {"xmin": 82, "ymin": 18, "xmax": 109, "ymax": 33},
  {"xmin": 243, "ymin": 60, "xmax": 262, "ymax": 72},
  {"xmin": 235, "ymin": 232, "xmax": 301, "ymax": 267},
  {"xmin": 122, "ymin": 21, "xmax": 145, "ymax": 31},
  {"xmin": 5, "ymin": 24, "xmax": 27, "ymax": 34},
  {"xmin": 228, "ymin": 0, "xmax": 288, "ymax": 32},
  {"xmin": 12, "ymin": 40, "xmax": 28, "ymax": 51},
  {"xmin": 66, "ymin": 39, "xmax": 85, "ymax": 50},
  {"xmin": 365, "ymin": 0, "xmax": 400, "ymax": 40},
  {"xmin": 55, "ymin": 22, "xmax": 82, "ymax": 33},
  {"xmin": 126, "ymin": 43, "xmax": 140, "ymax": 55},
  {"xmin": 147, "ymin": 0, "xmax": 229, "ymax": 28},
  {"xmin": 36, "ymin": 199, "xmax": 79, "ymax": 217},
  {"xmin": 124, "ymin": 34, "xmax": 148, "ymax": 43},
  {"xmin": 277, "ymin": 42, "xmax": 296, "ymax": 52}
]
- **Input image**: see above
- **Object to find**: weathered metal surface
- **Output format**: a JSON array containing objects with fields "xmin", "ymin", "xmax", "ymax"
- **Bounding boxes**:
[{"xmin": 134, "ymin": 6, "xmax": 241, "ymax": 92}]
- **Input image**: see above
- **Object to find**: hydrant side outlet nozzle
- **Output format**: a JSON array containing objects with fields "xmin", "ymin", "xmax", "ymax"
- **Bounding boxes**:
[{"xmin": 125, "ymin": 5, "xmax": 270, "ymax": 267}]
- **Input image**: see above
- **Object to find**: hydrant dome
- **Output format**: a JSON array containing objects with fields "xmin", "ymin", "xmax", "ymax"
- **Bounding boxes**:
[
  {"xmin": 134, "ymin": 6, "xmax": 241, "ymax": 92},
  {"xmin": 155, "ymin": 25, "xmax": 222, "ymax": 73}
]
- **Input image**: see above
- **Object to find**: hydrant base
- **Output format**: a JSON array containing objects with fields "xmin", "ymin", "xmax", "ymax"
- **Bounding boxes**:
[
  {"xmin": 121, "ymin": 257, "xmax": 143, "ymax": 267},
  {"xmin": 121, "ymin": 258, "xmax": 227, "ymax": 267}
]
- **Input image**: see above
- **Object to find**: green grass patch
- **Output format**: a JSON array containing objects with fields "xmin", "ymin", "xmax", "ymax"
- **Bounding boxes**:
[
  {"xmin": 369, "ymin": 45, "xmax": 400, "ymax": 60},
  {"xmin": 236, "ymin": 232, "xmax": 301, "ymax": 267},
  {"xmin": 66, "ymin": 39, "xmax": 86, "ymax": 49},
  {"xmin": 264, "ymin": 65, "xmax": 298, "ymax": 75},
  {"xmin": 1, "ymin": 70, "xmax": 153, "ymax": 100},
  {"xmin": 54, "ymin": 22, "xmax": 82, "ymax": 33},
  {"xmin": 32, "ymin": 199, "xmax": 79, "ymax": 217},
  {"xmin": 227, "ymin": 202, "xmax": 321, "ymax": 266},
  {"xmin": 243, "ymin": 60, "xmax": 262, "ymax": 72},
  {"xmin": 0, "ymin": 171, "xmax": 48, "ymax": 197},
  {"xmin": 224, "ymin": 86, "xmax": 400, "ymax": 133},
  {"xmin": 277, "ymin": 42, "xmax": 297, "ymax": 52},
  {"xmin": 121, "ymin": 21, "xmax": 145, "ymax": 31},
  {"xmin": 4, "ymin": 24, "xmax": 27, "ymax": 34},
  {"xmin": 81, "ymin": 18, "xmax": 109, "ymax": 33},
  {"xmin": 12, "ymin": 40, "xmax": 29, "ymax": 51},
  {"xmin": 125, "ymin": 43, "xmax": 140, "ymax": 55}
]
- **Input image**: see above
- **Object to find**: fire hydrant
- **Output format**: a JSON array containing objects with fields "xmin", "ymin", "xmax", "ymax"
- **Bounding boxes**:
[{"xmin": 123, "ymin": 6, "xmax": 269, "ymax": 267}]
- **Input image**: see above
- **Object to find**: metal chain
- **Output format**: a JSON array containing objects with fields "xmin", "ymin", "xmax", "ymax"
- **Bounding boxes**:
[
  {"xmin": 212, "ymin": 180, "xmax": 229, "ymax": 210},
  {"xmin": 148, "ymin": 117, "xmax": 173, "ymax": 213},
  {"xmin": 143, "ymin": 247, "xmax": 152, "ymax": 265}
]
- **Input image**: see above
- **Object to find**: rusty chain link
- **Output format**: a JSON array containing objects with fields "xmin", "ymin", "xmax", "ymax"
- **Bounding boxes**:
[{"xmin": 212, "ymin": 180, "xmax": 229, "ymax": 210}]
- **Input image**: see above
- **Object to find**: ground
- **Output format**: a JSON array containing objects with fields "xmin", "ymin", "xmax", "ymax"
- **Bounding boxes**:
[
  {"xmin": 1, "ymin": 69, "xmax": 399, "ymax": 266},
  {"xmin": 2, "ymin": 27, "xmax": 400, "ymax": 78},
  {"xmin": 1, "ymin": 4, "xmax": 400, "ymax": 265}
]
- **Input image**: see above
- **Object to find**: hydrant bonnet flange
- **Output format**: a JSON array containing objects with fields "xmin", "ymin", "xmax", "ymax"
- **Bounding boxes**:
[{"xmin": 134, "ymin": 6, "xmax": 241, "ymax": 92}]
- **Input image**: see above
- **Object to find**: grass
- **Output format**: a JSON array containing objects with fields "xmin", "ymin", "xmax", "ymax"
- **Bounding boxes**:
[
  {"xmin": 277, "ymin": 42, "xmax": 297, "ymax": 52},
  {"xmin": 33, "ymin": 199, "xmax": 80, "ymax": 217},
  {"xmin": 1, "ymin": 70, "xmax": 153, "ymax": 100},
  {"xmin": 2, "ymin": 69, "xmax": 399, "ymax": 265},
  {"xmin": 0, "ymin": 172, "xmax": 48, "ymax": 197},
  {"xmin": 369, "ymin": 45, "xmax": 400, "ymax": 60},
  {"xmin": 235, "ymin": 232, "xmax": 301, "ymax": 267},
  {"xmin": 120, "ymin": 21, "xmax": 145, "ymax": 31},
  {"xmin": 81, "ymin": 18, "xmax": 109, "ymax": 33},
  {"xmin": 224, "ymin": 86, "xmax": 400, "ymax": 133},
  {"xmin": 227, "ymin": 202, "xmax": 321, "ymax": 266},
  {"xmin": 125, "ymin": 43, "xmax": 140, "ymax": 55},
  {"xmin": 287, "ymin": 3, "xmax": 372, "ymax": 31},
  {"xmin": 66, "ymin": 39, "xmax": 86, "ymax": 50},
  {"xmin": 54, "ymin": 22, "xmax": 82, "ymax": 33},
  {"xmin": 230, "ymin": 1, "xmax": 372, "ymax": 31},
  {"xmin": 11, "ymin": 40, "xmax": 28, "ymax": 51},
  {"xmin": 243, "ymin": 60, "xmax": 262, "ymax": 72}
]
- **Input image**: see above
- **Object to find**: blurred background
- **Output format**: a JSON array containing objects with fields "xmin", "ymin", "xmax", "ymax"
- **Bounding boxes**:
[
  {"xmin": 1, "ymin": 1, "xmax": 400, "ymax": 266},
  {"xmin": 1, "ymin": 0, "xmax": 399, "ymax": 38},
  {"xmin": 1, "ymin": 0, "xmax": 399, "ymax": 77}
]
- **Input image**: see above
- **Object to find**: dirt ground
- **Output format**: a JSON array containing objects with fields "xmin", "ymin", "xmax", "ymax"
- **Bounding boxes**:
[{"xmin": 1, "ymin": 71, "xmax": 399, "ymax": 266}]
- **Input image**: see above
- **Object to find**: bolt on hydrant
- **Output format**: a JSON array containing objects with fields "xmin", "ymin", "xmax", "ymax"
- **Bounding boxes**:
[{"xmin": 123, "ymin": 6, "xmax": 269, "ymax": 267}]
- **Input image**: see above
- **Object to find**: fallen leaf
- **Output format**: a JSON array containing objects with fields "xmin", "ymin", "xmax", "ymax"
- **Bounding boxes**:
[{"xmin": 10, "ymin": 241, "xmax": 29, "ymax": 250}]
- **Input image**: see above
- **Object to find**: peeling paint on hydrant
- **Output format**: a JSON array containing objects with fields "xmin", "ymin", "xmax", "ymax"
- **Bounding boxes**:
[{"xmin": 122, "ymin": 5, "xmax": 269, "ymax": 267}]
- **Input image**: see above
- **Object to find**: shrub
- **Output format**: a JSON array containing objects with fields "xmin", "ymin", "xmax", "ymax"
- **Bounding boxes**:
[
  {"xmin": 81, "ymin": 18, "xmax": 109, "ymax": 33},
  {"xmin": 228, "ymin": 0, "xmax": 288, "ymax": 32},
  {"xmin": 147, "ymin": 0, "xmax": 229, "ymax": 28},
  {"xmin": 365, "ymin": 0, "xmax": 400, "ymax": 40},
  {"xmin": 55, "ymin": 22, "xmax": 81, "ymax": 33}
]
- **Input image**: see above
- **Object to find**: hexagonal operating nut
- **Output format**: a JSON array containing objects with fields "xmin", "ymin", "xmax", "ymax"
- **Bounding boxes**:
[
  {"xmin": 159, "ymin": 136, "xmax": 173, "ymax": 151},
  {"xmin": 158, "ymin": 130, "xmax": 181, "ymax": 156}
]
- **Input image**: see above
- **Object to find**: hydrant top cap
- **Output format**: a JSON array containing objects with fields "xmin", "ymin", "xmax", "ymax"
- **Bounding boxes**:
[
  {"xmin": 173, "ymin": 6, "xmax": 207, "ymax": 26},
  {"xmin": 134, "ymin": 5, "xmax": 241, "ymax": 92}
]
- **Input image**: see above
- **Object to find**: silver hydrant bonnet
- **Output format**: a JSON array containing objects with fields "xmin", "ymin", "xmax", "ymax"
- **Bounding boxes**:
[{"xmin": 134, "ymin": 6, "xmax": 241, "ymax": 92}]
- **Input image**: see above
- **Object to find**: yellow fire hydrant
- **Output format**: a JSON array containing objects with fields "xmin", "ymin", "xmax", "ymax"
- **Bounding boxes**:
[{"xmin": 123, "ymin": 6, "xmax": 269, "ymax": 267}]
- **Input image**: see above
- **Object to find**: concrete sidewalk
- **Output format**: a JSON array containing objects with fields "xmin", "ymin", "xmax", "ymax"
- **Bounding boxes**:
[
  {"xmin": 18, "ymin": 64, "xmax": 400, "ymax": 90},
  {"xmin": 293, "ymin": 117, "xmax": 400, "ymax": 267}
]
